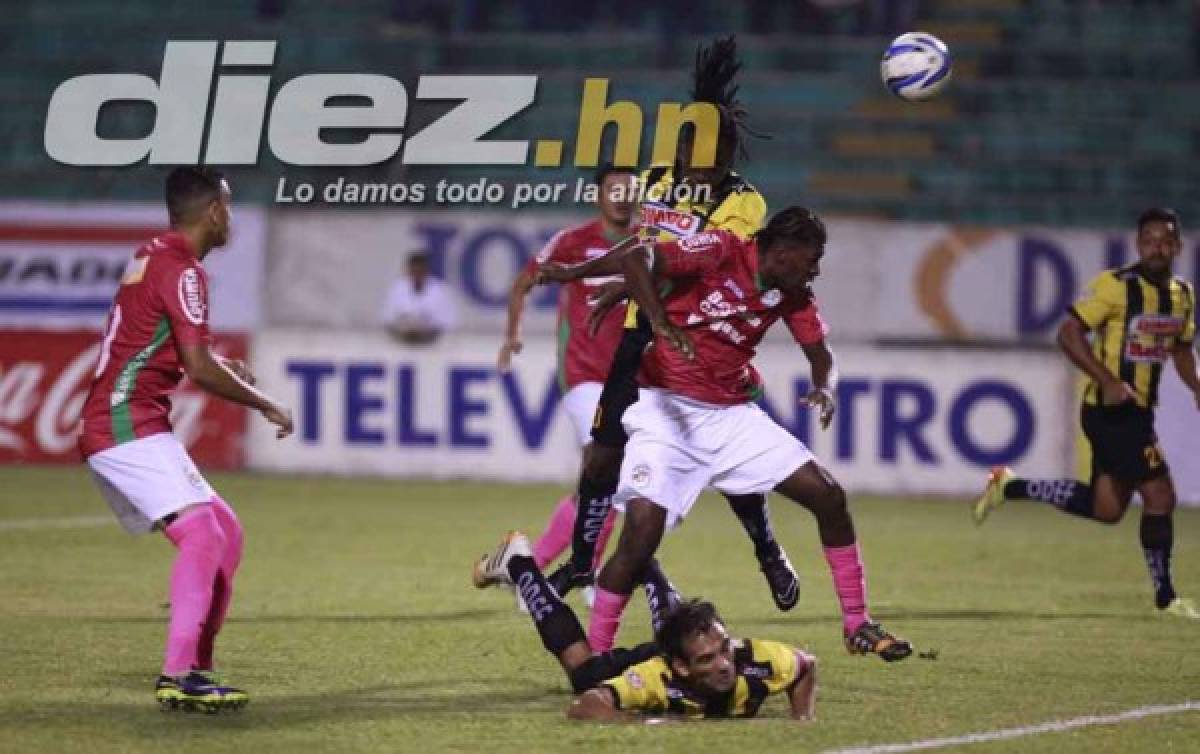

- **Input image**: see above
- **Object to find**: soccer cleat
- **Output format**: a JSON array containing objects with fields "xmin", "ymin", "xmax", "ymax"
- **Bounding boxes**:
[
  {"xmin": 759, "ymin": 551, "xmax": 800, "ymax": 612},
  {"xmin": 473, "ymin": 531, "xmax": 532, "ymax": 589},
  {"xmin": 973, "ymin": 466, "xmax": 1014, "ymax": 525},
  {"xmin": 155, "ymin": 672, "xmax": 248, "ymax": 713},
  {"xmin": 546, "ymin": 561, "xmax": 595, "ymax": 599},
  {"xmin": 845, "ymin": 622, "xmax": 913, "ymax": 662},
  {"xmin": 1162, "ymin": 597, "xmax": 1200, "ymax": 620}
]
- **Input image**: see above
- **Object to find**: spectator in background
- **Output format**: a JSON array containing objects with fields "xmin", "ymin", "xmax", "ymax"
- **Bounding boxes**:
[{"xmin": 381, "ymin": 251, "xmax": 457, "ymax": 345}]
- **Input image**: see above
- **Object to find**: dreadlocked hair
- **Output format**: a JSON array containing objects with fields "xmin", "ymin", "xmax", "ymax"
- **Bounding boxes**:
[
  {"xmin": 690, "ymin": 35, "xmax": 768, "ymax": 162},
  {"xmin": 754, "ymin": 207, "xmax": 827, "ymax": 251}
]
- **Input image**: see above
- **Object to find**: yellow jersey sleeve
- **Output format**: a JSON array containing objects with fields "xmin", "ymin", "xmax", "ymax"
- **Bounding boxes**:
[
  {"xmin": 745, "ymin": 639, "xmax": 801, "ymax": 694},
  {"xmin": 1070, "ymin": 272, "xmax": 1123, "ymax": 330},
  {"xmin": 710, "ymin": 189, "xmax": 767, "ymax": 240},
  {"xmin": 600, "ymin": 657, "xmax": 670, "ymax": 713}
]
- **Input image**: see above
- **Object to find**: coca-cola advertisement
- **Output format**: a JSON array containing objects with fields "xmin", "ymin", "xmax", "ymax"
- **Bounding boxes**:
[{"xmin": 0, "ymin": 330, "xmax": 246, "ymax": 469}]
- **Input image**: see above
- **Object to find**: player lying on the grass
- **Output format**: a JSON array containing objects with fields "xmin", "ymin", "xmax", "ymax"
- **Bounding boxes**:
[
  {"xmin": 975, "ymin": 208, "xmax": 1199, "ymax": 620},
  {"xmin": 474, "ymin": 531, "xmax": 817, "ymax": 721},
  {"xmin": 545, "ymin": 36, "xmax": 804, "ymax": 618},
  {"xmin": 79, "ymin": 167, "xmax": 295, "ymax": 712},
  {"xmin": 540, "ymin": 207, "xmax": 912, "ymax": 661},
  {"xmin": 497, "ymin": 163, "xmax": 640, "ymax": 604}
]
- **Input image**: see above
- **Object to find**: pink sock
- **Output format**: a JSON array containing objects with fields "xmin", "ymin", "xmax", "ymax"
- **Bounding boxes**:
[
  {"xmin": 533, "ymin": 494, "xmax": 577, "ymax": 569},
  {"xmin": 587, "ymin": 587, "xmax": 631, "ymax": 652},
  {"xmin": 162, "ymin": 506, "xmax": 227, "ymax": 676},
  {"xmin": 590, "ymin": 509, "xmax": 618, "ymax": 572},
  {"xmin": 823, "ymin": 543, "xmax": 871, "ymax": 635},
  {"xmin": 196, "ymin": 496, "xmax": 244, "ymax": 671}
]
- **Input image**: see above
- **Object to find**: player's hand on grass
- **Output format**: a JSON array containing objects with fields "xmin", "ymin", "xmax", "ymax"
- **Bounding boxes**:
[
  {"xmin": 652, "ymin": 318, "xmax": 694, "ymax": 360},
  {"xmin": 1100, "ymin": 377, "xmax": 1137, "ymax": 407},
  {"xmin": 497, "ymin": 338, "xmax": 522, "ymax": 372},
  {"xmin": 587, "ymin": 282, "xmax": 628, "ymax": 336},
  {"xmin": 806, "ymin": 388, "xmax": 836, "ymax": 429},
  {"xmin": 262, "ymin": 404, "xmax": 294, "ymax": 439}
]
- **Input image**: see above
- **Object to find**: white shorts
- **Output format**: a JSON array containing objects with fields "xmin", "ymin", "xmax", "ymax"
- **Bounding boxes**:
[
  {"xmin": 86, "ymin": 432, "xmax": 216, "ymax": 535},
  {"xmin": 562, "ymin": 381, "xmax": 604, "ymax": 447},
  {"xmin": 614, "ymin": 389, "xmax": 814, "ymax": 529}
]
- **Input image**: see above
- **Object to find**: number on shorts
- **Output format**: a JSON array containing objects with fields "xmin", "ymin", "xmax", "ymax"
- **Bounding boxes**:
[{"xmin": 1144, "ymin": 444, "xmax": 1164, "ymax": 469}]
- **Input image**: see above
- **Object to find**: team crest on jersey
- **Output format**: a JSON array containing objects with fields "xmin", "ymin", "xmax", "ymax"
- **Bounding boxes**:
[
  {"xmin": 625, "ymin": 670, "xmax": 644, "ymax": 690},
  {"xmin": 631, "ymin": 463, "xmax": 652, "ymax": 489},
  {"xmin": 178, "ymin": 268, "xmax": 206, "ymax": 325},
  {"xmin": 640, "ymin": 202, "xmax": 700, "ymax": 239},
  {"xmin": 760, "ymin": 289, "xmax": 783, "ymax": 308}
]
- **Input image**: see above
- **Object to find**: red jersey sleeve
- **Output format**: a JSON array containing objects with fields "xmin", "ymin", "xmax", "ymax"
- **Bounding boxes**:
[
  {"xmin": 786, "ymin": 299, "xmax": 829, "ymax": 345},
  {"xmin": 655, "ymin": 230, "xmax": 733, "ymax": 277},
  {"xmin": 161, "ymin": 261, "xmax": 211, "ymax": 346}
]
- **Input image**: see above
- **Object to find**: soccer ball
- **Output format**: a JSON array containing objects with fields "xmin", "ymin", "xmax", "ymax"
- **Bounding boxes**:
[{"xmin": 881, "ymin": 32, "xmax": 952, "ymax": 101}]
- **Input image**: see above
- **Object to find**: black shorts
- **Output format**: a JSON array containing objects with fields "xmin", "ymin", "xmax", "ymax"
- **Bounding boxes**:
[
  {"xmin": 1080, "ymin": 402, "xmax": 1168, "ymax": 484},
  {"xmin": 590, "ymin": 311, "xmax": 654, "ymax": 448}
]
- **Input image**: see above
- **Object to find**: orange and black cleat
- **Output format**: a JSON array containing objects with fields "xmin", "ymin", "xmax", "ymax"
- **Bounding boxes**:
[{"xmin": 846, "ymin": 621, "xmax": 913, "ymax": 662}]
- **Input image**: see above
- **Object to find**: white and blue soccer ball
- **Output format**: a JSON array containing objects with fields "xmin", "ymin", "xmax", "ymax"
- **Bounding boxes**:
[{"xmin": 881, "ymin": 32, "xmax": 952, "ymax": 101}]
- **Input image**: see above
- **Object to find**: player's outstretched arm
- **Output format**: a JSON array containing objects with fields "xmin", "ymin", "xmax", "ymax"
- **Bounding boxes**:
[
  {"xmin": 1057, "ymin": 317, "xmax": 1135, "ymax": 405},
  {"xmin": 180, "ymin": 343, "xmax": 294, "ymax": 438},
  {"xmin": 787, "ymin": 651, "xmax": 817, "ymax": 722},
  {"xmin": 801, "ymin": 340, "xmax": 838, "ymax": 430},
  {"xmin": 618, "ymin": 246, "xmax": 694, "ymax": 360},
  {"xmin": 537, "ymin": 235, "xmax": 639, "ymax": 284},
  {"xmin": 566, "ymin": 688, "xmax": 634, "ymax": 722},
  {"xmin": 498, "ymin": 268, "xmax": 536, "ymax": 371},
  {"xmin": 1170, "ymin": 342, "xmax": 1200, "ymax": 409}
]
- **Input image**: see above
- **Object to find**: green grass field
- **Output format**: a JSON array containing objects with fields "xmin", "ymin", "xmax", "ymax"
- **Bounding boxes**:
[{"xmin": 2, "ymin": 466, "xmax": 1198, "ymax": 754}]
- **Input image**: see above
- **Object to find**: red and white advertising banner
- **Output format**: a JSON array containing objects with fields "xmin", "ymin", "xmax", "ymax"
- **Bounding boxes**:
[{"xmin": 0, "ymin": 330, "xmax": 247, "ymax": 469}]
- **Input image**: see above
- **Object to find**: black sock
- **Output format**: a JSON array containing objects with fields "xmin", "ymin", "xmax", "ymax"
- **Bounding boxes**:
[
  {"xmin": 1004, "ymin": 478, "xmax": 1096, "ymax": 519},
  {"xmin": 1140, "ymin": 514, "xmax": 1177, "ymax": 609},
  {"xmin": 640, "ymin": 558, "xmax": 682, "ymax": 635},
  {"xmin": 570, "ymin": 473, "xmax": 617, "ymax": 574},
  {"xmin": 567, "ymin": 642, "xmax": 659, "ymax": 693},
  {"xmin": 726, "ymin": 493, "xmax": 781, "ymax": 561},
  {"xmin": 506, "ymin": 555, "xmax": 587, "ymax": 655}
]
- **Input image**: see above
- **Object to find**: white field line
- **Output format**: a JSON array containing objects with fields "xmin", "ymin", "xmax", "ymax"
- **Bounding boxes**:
[
  {"xmin": 823, "ymin": 701, "xmax": 1200, "ymax": 754},
  {"xmin": 0, "ymin": 514, "xmax": 111, "ymax": 531}
]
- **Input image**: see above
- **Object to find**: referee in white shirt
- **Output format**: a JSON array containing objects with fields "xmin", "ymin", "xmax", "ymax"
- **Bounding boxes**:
[{"xmin": 381, "ymin": 251, "xmax": 458, "ymax": 344}]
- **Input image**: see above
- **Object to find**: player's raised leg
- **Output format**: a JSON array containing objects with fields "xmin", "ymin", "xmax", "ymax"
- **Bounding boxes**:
[
  {"xmin": 474, "ymin": 531, "xmax": 660, "ymax": 689},
  {"xmin": 974, "ymin": 467, "xmax": 1126, "ymax": 524},
  {"xmin": 774, "ymin": 462, "xmax": 912, "ymax": 662}
]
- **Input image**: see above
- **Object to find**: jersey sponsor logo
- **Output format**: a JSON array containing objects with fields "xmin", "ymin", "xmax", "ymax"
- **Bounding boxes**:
[
  {"xmin": 1125, "ymin": 340, "xmax": 1170, "ymax": 363},
  {"xmin": 178, "ymin": 268, "xmax": 206, "ymax": 325},
  {"xmin": 640, "ymin": 202, "xmax": 701, "ymax": 239},
  {"xmin": 678, "ymin": 232, "xmax": 721, "ymax": 252},
  {"xmin": 1130, "ymin": 314, "xmax": 1185, "ymax": 337},
  {"xmin": 630, "ymin": 463, "xmax": 651, "ymax": 489}
]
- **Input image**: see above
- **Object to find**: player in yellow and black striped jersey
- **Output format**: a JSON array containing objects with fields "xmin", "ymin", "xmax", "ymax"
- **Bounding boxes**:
[
  {"xmin": 544, "ymin": 36, "xmax": 807, "ymax": 622},
  {"xmin": 472, "ymin": 532, "xmax": 817, "ymax": 722},
  {"xmin": 975, "ymin": 208, "xmax": 1200, "ymax": 620}
]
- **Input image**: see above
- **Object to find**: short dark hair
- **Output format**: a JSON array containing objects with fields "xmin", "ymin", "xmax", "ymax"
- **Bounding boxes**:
[
  {"xmin": 1137, "ymin": 207, "xmax": 1181, "ymax": 235},
  {"xmin": 165, "ymin": 167, "xmax": 225, "ymax": 225},
  {"xmin": 754, "ymin": 206, "xmax": 827, "ymax": 252},
  {"xmin": 594, "ymin": 162, "xmax": 637, "ymax": 186},
  {"xmin": 656, "ymin": 599, "xmax": 722, "ymax": 663}
]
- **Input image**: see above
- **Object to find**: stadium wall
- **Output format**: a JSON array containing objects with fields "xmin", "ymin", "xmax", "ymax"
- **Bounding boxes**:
[{"xmin": 265, "ymin": 210, "xmax": 1200, "ymax": 343}]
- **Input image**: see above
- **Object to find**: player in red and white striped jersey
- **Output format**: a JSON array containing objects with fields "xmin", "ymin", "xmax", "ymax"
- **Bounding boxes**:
[{"xmin": 80, "ymin": 167, "xmax": 293, "ymax": 712}]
